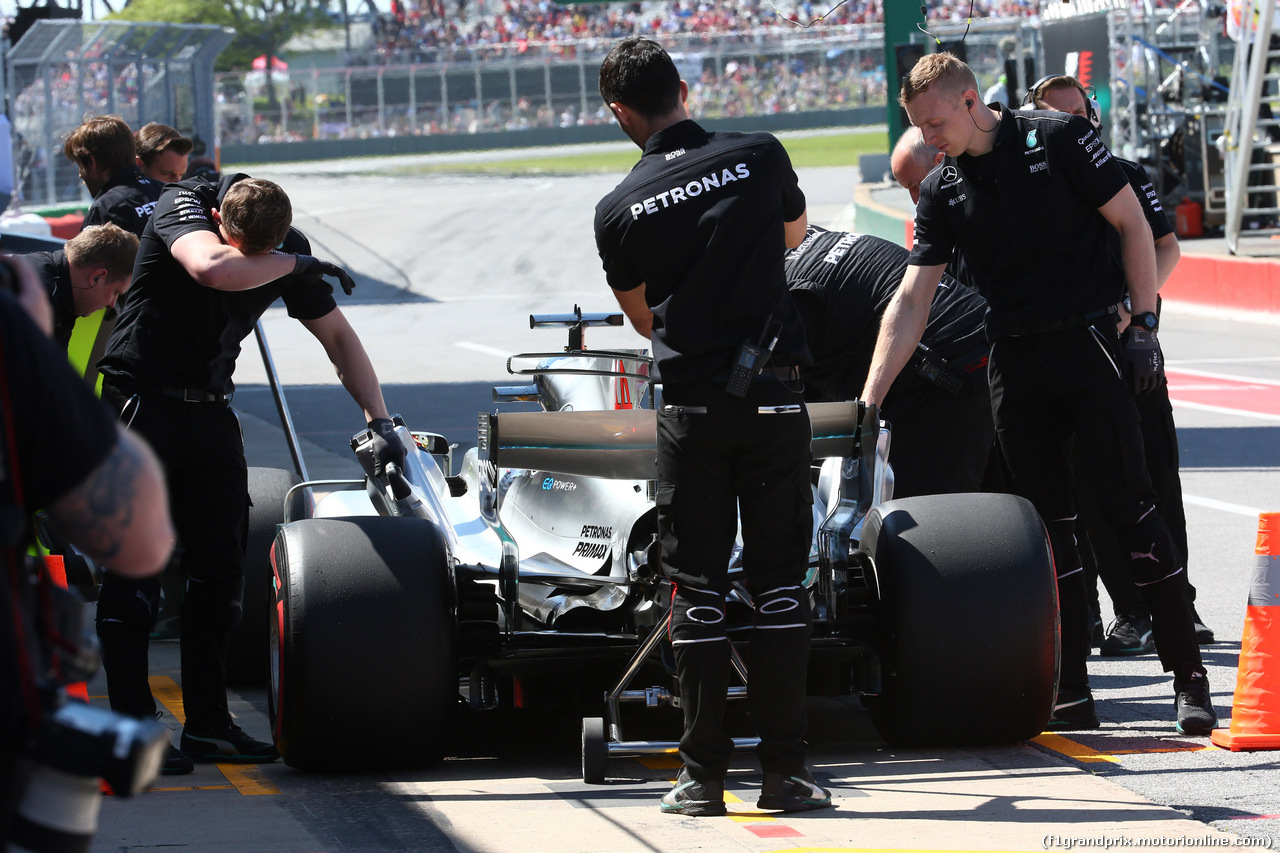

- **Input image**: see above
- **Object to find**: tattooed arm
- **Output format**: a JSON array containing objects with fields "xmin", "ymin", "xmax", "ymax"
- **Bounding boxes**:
[{"xmin": 44, "ymin": 429, "xmax": 174, "ymax": 577}]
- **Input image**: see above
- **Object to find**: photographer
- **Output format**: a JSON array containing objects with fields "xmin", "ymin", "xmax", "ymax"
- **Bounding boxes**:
[{"xmin": 1, "ymin": 254, "xmax": 173, "ymax": 846}]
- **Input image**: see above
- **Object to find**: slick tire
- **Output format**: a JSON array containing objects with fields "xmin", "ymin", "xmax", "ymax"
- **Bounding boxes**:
[
  {"xmin": 271, "ymin": 516, "xmax": 456, "ymax": 770},
  {"xmin": 863, "ymin": 493, "xmax": 1058, "ymax": 746},
  {"xmin": 226, "ymin": 467, "xmax": 306, "ymax": 687}
]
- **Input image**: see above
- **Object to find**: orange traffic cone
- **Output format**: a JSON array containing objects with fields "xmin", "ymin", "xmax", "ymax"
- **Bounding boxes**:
[{"xmin": 1210, "ymin": 512, "xmax": 1280, "ymax": 750}]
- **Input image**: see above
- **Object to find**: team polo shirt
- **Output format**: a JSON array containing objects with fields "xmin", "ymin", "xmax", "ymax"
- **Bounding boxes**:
[
  {"xmin": 908, "ymin": 106, "xmax": 1131, "ymax": 339},
  {"xmin": 99, "ymin": 174, "xmax": 337, "ymax": 396},
  {"xmin": 1119, "ymin": 157, "xmax": 1174, "ymax": 241},
  {"xmin": 595, "ymin": 120, "xmax": 810, "ymax": 386},
  {"xmin": 28, "ymin": 250, "xmax": 76, "ymax": 350},
  {"xmin": 787, "ymin": 227, "xmax": 986, "ymax": 400},
  {"xmin": 82, "ymin": 166, "xmax": 163, "ymax": 237}
]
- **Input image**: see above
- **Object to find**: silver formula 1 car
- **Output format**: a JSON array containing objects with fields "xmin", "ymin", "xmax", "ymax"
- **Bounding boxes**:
[{"xmin": 264, "ymin": 308, "xmax": 1060, "ymax": 774}]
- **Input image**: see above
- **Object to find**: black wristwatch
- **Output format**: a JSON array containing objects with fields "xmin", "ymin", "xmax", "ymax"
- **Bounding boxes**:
[{"xmin": 1131, "ymin": 311, "xmax": 1159, "ymax": 333}]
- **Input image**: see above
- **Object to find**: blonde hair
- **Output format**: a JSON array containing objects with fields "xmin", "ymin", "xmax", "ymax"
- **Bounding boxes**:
[
  {"xmin": 65, "ymin": 223, "xmax": 139, "ymax": 280},
  {"xmin": 899, "ymin": 52, "xmax": 979, "ymax": 108}
]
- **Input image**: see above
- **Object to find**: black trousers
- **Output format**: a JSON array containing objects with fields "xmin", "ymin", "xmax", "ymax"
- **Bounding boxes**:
[
  {"xmin": 99, "ymin": 383, "xmax": 249, "ymax": 732},
  {"xmin": 657, "ymin": 380, "xmax": 813, "ymax": 782},
  {"xmin": 1080, "ymin": 375, "xmax": 1195, "ymax": 621},
  {"xmin": 988, "ymin": 327, "xmax": 1203, "ymax": 692},
  {"xmin": 881, "ymin": 369, "xmax": 994, "ymax": 499}
]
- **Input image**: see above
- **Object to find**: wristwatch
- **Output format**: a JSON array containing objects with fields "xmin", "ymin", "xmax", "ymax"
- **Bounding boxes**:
[{"xmin": 1131, "ymin": 311, "xmax": 1159, "ymax": 333}]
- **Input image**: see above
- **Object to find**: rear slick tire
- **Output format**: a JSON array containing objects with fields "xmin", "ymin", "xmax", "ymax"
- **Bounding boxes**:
[
  {"xmin": 271, "ymin": 516, "xmax": 456, "ymax": 770},
  {"xmin": 862, "ymin": 492, "xmax": 1058, "ymax": 746},
  {"xmin": 227, "ymin": 467, "xmax": 304, "ymax": 687}
]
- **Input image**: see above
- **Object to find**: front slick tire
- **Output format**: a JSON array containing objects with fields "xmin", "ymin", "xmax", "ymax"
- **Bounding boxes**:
[
  {"xmin": 863, "ymin": 493, "xmax": 1058, "ymax": 746},
  {"xmin": 271, "ymin": 516, "xmax": 456, "ymax": 770}
]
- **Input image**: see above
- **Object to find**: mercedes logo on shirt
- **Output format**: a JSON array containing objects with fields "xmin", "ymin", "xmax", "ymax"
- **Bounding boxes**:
[{"xmin": 942, "ymin": 165, "xmax": 959, "ymax": 183}]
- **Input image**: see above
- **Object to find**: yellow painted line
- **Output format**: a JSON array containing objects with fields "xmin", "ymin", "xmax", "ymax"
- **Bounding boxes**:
[
  {"xmin": 635, "ymin": 755, "xmax": 680, "ymax": 770},
  {"xmin": 1034, "ymin": 732, "xmax": 1219, "ymax": 762},
  {"xmin": 216, "ymin": 763, "xmax": 280, "ymax": 796},
  {"xmin": 1033, "ymin": 733, "xmax": 1122, "ymax": 763},
  {"xmin": 149, "ymin": 675, "xmax": 187, "ymax": 723},
  {"xmin": 147, "ymin": 675, "xmax": 281, "ymax": 796}
]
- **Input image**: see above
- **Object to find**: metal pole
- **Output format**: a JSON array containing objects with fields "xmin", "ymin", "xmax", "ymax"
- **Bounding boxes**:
[
  {"xmin": 377, "ymin": 66, "xmax": 385, "ymax": 133},
  {"xmin": 254, "ymin": 321, "xmax": 310, "ymax": 482},
  {"xmin": 345, "ymin": 68, "xmax": 353, "ymax": 131},
  {"xmin": 409, "ymin": 64, "xmax": 417, "ymax": 132}
]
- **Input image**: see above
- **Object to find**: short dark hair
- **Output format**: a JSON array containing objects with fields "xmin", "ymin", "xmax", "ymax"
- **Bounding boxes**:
[
  {"xmin": 135, "ymin": 122, "xmax": 194, "ymax": 167},
  {"xmin": 219, "ymin": 178, "xmax": 292, "ymax": 255},
  {"xmin": 598, "ymin": 37, "xmax": 682, "ymax": 121},
  {"xmin": 62, "ymin": 115, "xmax": 135, "ymax": 174}
]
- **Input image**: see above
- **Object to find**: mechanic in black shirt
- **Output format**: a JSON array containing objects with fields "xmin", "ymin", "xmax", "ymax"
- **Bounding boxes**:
[
  {"xmin": 1, "ymin": 258, "xmax": 173, "ymax": 840},
  {"xmin": 861, "ymin": 53, "xmax": 1215, "ymax": 736},
  {"xmin": 95, "ymin": 174, "xmax": 406, "ymax": 766},
  {"xmin": 63, "ymin": 115, "xmax": 162, "ymax": 237},
  {"xmin": 594, "ymin": 37, "xmax": 830, "ymax": 817},
  {"xmin": 134, "ymin": 123, "xmax": 192, "ymax": 186},
  {"xmin": 787, "ymin": 225, "xmax": 993, "ymax": 497},
  {"xmin": 28, "ymin": 223, "xmax": 138, "ymax": 350},
  {"xmin": 1029, "ymin": 75, "xmax": 1215, "ymax": 654}
]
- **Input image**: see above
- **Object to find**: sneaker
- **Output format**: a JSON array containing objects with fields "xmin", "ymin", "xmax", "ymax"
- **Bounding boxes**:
[
  {"xmin": 1100, "ymin": 614, "xmax": 1155, "ymax": 657},
  {"xmin": 660, "ymin": 766, "xmax": 726, "ymax": 817},
  {"xmin": 1190, "ymin": 605, "xmax": 1215, "ymax": 645},
  {"xmin": 757, "ymin": 767, "xmax": 832, "ymax": 812},
  {"xmin": 180, "ymin": 724, "xmax": 280, "ymax": 764},
  {"xmin": 1174, "ymin": 672, "xmax": 1218, "ymax": 736},
  {"xmin": 162, "ymin": 743, "xmax": 194, "ymax": 776},
  {"xmin": 1048, "ymin": 686, "xmax": 1100, "ymax": 730}
]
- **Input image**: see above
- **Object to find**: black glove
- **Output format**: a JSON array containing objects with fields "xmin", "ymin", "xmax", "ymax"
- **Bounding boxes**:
[
  {"xmin": 368, "ymin": 417, "xmax": 406, "ymax": 478},
  {"xmin": 1121, "ymin": 328, "xmax": 1163, "ymax": 395},
  {"xmin": 293, "ymin": 254, "xmax": 356, "ymax": 296}
]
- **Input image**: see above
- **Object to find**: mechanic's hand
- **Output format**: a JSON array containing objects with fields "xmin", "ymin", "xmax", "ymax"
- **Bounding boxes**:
[
  {"xmin": 368, "ymin": 417, "xmax": 406, "ymax": 479},
  {"xmin": 1121, "ymin": 328, "xmax": 1163, "ymax": 395},
  {"xmin": 293, "ymin": 254, "xmax": 356, "ymax": 296}
]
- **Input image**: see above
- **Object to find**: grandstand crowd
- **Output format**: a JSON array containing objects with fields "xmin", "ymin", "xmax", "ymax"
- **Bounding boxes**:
[{"xmin": 364, "ymin": 0, "xmax": 1039, "ymax": 65}]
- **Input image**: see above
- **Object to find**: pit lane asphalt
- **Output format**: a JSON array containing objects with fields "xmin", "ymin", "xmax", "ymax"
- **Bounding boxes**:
[{"xmin": 88, "ymin": 156, "xmax": 1280, "ymax": 852}]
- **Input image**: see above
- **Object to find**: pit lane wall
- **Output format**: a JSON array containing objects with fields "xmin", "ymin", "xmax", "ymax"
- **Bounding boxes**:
[{"xmin": 853, "ymin": 182, "xmax": 1280, "ymax": 316}]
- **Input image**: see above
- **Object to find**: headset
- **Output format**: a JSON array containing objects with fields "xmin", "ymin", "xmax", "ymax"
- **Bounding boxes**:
[{"xmin": 1022, "ymin": 74, "xmax": 1101, "ymax": 126}]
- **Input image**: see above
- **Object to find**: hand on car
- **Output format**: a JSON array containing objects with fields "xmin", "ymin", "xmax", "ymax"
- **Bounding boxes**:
[
  {"xmin": 1121, "ymin": 328, "xmax": 1163, "ymax": 395},
  {"xmin": 368, "ymin": 417, "xmax": 407, "ymax": 478},
  {"xmin": 293, "ymin": 254, "xmax": 356, "ymax": 295}
]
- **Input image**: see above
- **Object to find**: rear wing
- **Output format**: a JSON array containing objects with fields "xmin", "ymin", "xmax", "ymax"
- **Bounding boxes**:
[{"xmin": 477, "ymin": 401, "xmax": 866, "ymax": 482}]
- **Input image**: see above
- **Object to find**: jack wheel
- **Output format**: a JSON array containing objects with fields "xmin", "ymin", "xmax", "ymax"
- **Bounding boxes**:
[{"xmin": 581, "ymin": 717, "xmax": 607, "ymax": 784}]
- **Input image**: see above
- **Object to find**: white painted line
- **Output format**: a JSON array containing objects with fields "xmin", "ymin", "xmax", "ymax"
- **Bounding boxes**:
[
  {"xmin": 1166, "ymin": 356, "xmax": 1280, "ymax": 365},
  {"xmin": 1183, "ymin": 494, "xmax": 1266, "ymax": 518},
  {"xmin": 456, "ymin": 342, "xmax": 511, "ymax": 358},
  {"xmin": 1170, "ymin": 400, "xmax": 1280, "ymax": 422},
  {"xmin": 1167, "ymin": 367, "xmax": 1280, "ymax": 387}
]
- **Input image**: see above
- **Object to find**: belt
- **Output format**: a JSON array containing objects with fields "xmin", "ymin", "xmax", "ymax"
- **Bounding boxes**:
[
  {"xmin": 1004, "ymin": 305, "xmax": 1119, "ymax": 338},
  {"xmin": 159, "ymin": 386, "xmax": 233, "ymax": 403}
]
